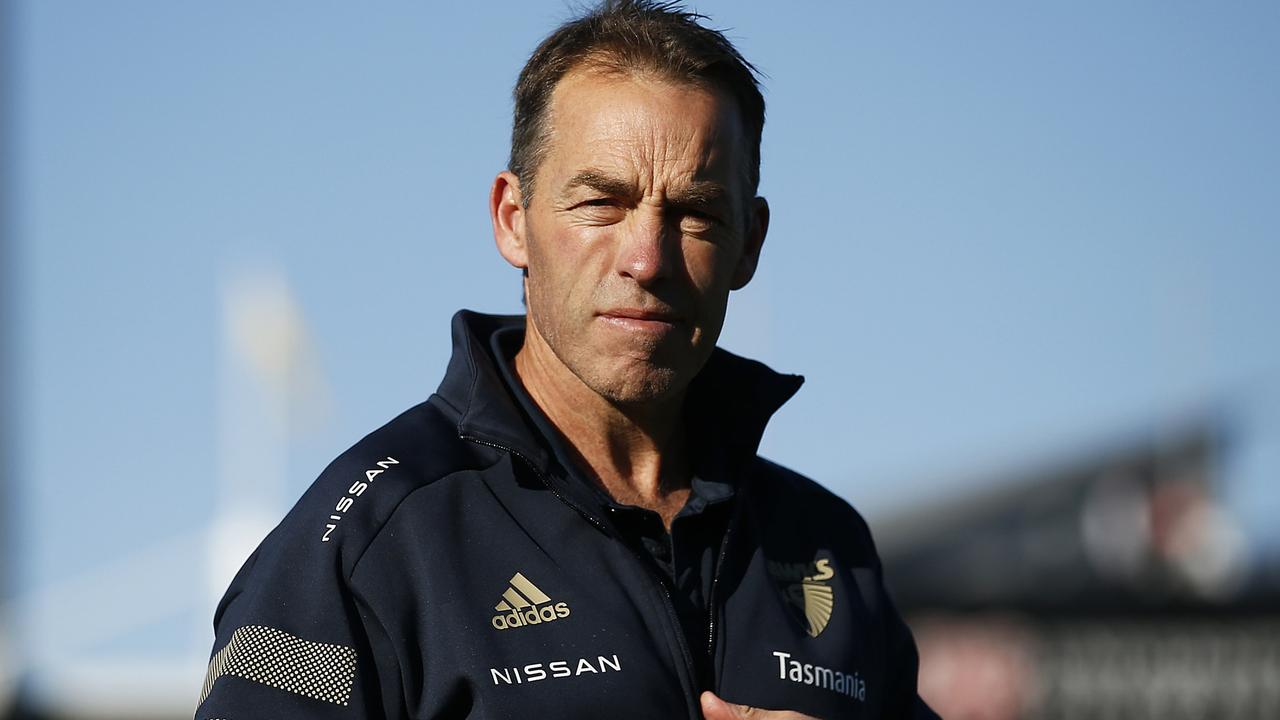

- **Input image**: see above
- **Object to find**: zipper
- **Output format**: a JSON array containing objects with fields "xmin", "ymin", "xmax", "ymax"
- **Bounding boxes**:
[
  {"xmin": 706, "ymin": 516, "xmax": 733, "ymax": 656},
  {"xmin": 705, "ymin": 490, "xmax": 743, "ymax": 668},
  {"xmin": 607, "ymin": 505, "xmax": 701, "ymax": 691},
  {"xmin": 460, "ymin": 432, "xmax": 702, "ymax": 716},
  {"xmin": 461, "ymin": 433, "xmax": 610, "ymax": 534}
]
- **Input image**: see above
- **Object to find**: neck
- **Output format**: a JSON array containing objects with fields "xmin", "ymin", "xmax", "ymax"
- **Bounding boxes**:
[{"xmin": 514, "ymin": 325, "xmax": 692, "ymax": 527}]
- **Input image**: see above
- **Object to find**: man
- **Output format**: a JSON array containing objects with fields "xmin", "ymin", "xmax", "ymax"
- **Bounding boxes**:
[{"xmin": 196, "ymin": 2, "xmax": 938, "ymax": 718}]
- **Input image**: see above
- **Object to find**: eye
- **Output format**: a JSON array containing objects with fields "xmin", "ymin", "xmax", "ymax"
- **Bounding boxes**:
[
  {"xmin": 576, "ymin": 197, "xmax": 627, "ymax": 210},
  {"xmin": 574, "ymin": 197, "xmax": 626, "ymax": 224},
  {"xmin": 678, "ymin": 209, "xmax": 720, "ymax": 233}
]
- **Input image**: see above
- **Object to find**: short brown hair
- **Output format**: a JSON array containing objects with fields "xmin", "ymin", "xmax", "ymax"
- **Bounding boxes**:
[{"xmin": 509, "ymin": 0, "xmax": 765, "ymax": 206}]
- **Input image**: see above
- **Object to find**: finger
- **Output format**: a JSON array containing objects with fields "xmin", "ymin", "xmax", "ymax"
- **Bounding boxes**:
[
  {"xmin": 700, "ymin": 691, "xmax": 750, "ymax": 719},
  {"xmin": 700, "ymin": 691, "xmax": 821, "ymax": 720}
]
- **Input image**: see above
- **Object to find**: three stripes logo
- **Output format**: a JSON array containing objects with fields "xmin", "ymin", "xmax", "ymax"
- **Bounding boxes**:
[{"xmin": 491, "ymin": 572, "xmax": 571, "ymax": 631}]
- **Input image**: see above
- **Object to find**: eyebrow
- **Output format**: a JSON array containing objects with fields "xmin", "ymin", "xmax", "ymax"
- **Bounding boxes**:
[
  {"xmin": 562, "ymin": 168, "xmax": 731, "ymax": 210},
  {"xmin": 669, "ymin": 180, "xmax": 729, "ymax": 209},
  {"xmin": 562, "ymin": 170, "xmax": 636, "ymax": 201}
]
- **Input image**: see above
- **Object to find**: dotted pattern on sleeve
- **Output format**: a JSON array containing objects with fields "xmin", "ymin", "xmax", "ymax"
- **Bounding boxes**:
[{"xmin": 198, "ymin": 625, "xmax": 358, "ymax": 707}]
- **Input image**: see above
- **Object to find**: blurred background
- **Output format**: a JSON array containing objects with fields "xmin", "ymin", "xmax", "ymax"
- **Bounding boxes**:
[{"xmin": 2, "ymin": 1, "xmax": 1278, "ymax": 718}]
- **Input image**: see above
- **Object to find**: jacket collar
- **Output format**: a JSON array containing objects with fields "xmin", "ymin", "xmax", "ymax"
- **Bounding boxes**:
[{"xmin": 437, "ymin": 309, "xmax": 804, "ymax": 475}]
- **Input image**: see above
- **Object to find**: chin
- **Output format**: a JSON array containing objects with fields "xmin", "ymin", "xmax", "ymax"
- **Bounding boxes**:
[{"xmin": 587, "ymin": 363, "xmax": 684, "ymax": 407}]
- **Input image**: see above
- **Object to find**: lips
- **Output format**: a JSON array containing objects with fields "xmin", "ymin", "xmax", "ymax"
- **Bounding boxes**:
[
  {"xmin": 597, "ymin": 307, "xmax": 683, "ymax": 333},
  {"xmin": 600, "ymin": 308, "xmax": 681, "ymax": 322}
]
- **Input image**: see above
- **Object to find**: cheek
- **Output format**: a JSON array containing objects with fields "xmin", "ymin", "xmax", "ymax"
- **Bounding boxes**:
[
  {"xmin": 686, "ymin": 242, "xmax": 740, "ymax": 295},
  {"xmin": 526, "ymin": 231, "xmax": 597, "ymax": 321},
  {"xmin": 685, "ymin": 243, "xmax": 741, "ymax": 336}
]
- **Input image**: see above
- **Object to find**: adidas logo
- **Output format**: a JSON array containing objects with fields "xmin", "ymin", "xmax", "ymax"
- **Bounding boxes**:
[{"xmin": 490, "ymin": 572, "xmax": 571, "ymax": 631}]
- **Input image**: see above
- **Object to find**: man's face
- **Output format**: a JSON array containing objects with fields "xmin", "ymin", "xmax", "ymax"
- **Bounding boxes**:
[{"xmin": 501, "ymin": 68, "xmax": 767, "ymax": 406}]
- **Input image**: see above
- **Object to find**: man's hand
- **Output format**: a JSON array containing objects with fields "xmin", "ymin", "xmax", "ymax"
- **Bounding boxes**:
[{"xmin": 700, "ymin": 691, "xmax": 821, "ymax": 720}]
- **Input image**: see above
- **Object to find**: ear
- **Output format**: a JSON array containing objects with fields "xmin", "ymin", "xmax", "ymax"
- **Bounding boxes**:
[
  {"xmin": 730, "ymin": 196, "xmax": 769, "ymax": 290},
  {"xmin": 490, "ymin": 171, "xmax": 529, "ymax": 270}
]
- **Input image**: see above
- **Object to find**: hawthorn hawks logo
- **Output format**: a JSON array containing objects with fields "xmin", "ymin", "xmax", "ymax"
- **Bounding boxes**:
[{"xmin": 767, "ymin": 557, "xmax": 836, "ymax": 638}]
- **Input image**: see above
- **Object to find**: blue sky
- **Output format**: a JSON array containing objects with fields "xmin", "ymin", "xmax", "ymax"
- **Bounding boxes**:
[{"xmin": 7, "ymin": 0, "xmax": 1280, "ymax": 699}]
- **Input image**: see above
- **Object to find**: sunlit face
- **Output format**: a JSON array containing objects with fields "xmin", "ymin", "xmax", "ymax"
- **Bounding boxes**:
[{"xmin": 500, "ymin": 68, "xmax": 767, "ymax": 406}]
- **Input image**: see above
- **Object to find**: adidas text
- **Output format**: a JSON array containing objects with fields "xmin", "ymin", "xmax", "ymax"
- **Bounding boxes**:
[{"xmin": 491, "ymin": 602, "xmax": 570, "ymax": 630}]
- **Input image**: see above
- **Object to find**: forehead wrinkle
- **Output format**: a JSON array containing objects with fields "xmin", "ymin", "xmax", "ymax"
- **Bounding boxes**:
[
  {"xmin": 548, "ymin": 73, "xmax": 743, "ymax": 206},
  {"xmin": 633, "ymin": 128, "xmax": 728, "ymax": 203}
]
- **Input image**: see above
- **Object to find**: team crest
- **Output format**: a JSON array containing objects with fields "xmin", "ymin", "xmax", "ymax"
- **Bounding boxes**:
[{"xmin": 767, "ymin": 557, "xmax": 836, "ymax": 638}]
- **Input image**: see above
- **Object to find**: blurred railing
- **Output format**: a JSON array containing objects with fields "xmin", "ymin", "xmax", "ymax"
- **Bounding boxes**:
[{"xmin": 881, "ymin": 421, "xmax": 1280, "ymax": 719}]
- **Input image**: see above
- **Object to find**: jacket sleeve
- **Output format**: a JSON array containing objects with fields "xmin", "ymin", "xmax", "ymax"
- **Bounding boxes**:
[
  {"xmin": 193, "ymin": 522, "xmax": 403, "ymax": 719},
  {"xmin": 877, "ymin": 562, "xmax": 941, "ymax": 720}
]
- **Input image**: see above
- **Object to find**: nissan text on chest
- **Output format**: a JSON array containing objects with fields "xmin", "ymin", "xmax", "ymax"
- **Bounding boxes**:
[{"xmin": 196, "ymin": 1, "xmax": 941, "ymax": 718}]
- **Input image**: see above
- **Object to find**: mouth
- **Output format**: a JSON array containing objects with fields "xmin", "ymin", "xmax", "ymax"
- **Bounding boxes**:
[{"xmin": 597, "ymin": 307, "xmax": 683, "ymax": 334}]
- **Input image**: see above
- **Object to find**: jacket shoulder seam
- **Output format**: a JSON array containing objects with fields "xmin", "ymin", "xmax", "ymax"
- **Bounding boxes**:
[{"xmin": 346, "ymin": 450, "xmax": 507, "ymax": 581}]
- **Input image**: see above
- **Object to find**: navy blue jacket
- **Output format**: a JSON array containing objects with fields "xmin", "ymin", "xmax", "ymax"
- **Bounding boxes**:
[{"xmin": 196, "ymin": 311, "xmax": 938, "ymax": 719}]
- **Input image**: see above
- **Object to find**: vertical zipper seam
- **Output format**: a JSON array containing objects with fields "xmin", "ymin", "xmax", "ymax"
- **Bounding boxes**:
[
  {"xmin": 460, "ymin": 432, "xmax": 701, "ymax": 716},
  {"xmin": 705, "ymin": 496, "xmax": 741, "ymax": 661},
  {"xmin": 617, "ymin": 524, "xmax": 701, "ymax": 694}
]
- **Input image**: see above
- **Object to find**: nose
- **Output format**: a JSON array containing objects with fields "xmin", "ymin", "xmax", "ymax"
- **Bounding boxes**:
[{"xmin": 614, "ymin": 208, "xmax": 677, "ymax": 287}]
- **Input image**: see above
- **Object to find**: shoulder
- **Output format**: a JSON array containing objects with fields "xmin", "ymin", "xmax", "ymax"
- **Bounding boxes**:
[
  {"xmin": 204, "ymin": 401, "xmax": 484, "ymax": 710},
  {"xmin": 748, "ymin": 456, "xmax": 879, "ymax": 561},
  {"xmin": 253, "ymin": 395, "xmax": 502, "ymax": 575}
]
